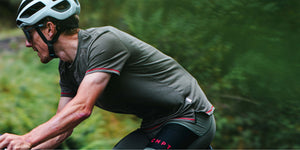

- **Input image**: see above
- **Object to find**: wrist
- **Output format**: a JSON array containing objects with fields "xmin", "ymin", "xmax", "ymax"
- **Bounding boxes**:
[{"xmin": 23, "ymin": 133, "xmax": 34, "ymax": 148}]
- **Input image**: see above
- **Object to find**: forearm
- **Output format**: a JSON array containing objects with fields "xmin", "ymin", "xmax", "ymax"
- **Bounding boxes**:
[
  {"xmin": 24, "ymin": 100, "xmax": 91, "ymax": 147},
  {"xmin": 32, "ymin": 129, "xmax": 73, "ymax": 150}
]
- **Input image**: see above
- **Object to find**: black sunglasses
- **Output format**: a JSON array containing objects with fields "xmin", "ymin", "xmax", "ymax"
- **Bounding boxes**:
[{"xmin": 22, "ymin": 24, "xmax": 44, "ymax": 42}]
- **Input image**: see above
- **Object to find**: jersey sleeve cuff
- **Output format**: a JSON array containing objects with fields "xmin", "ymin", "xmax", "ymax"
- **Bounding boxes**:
[{"xmin": 85, "ymin": 68, "xmax": 120, "ymax": 76}]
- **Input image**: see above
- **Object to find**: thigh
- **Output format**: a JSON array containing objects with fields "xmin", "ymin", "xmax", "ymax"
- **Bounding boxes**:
[
  {"xmin": 146, "ymin": 113, "xmax": 216, "ymax": 149},
  {"xmin": 114, "ymin": 113, "xmax": 216, "ymax": 149},
  {"xmin": 145, "ymin": 123, "xmax": 199, "ymax": 149},
  {"xmin": 113, "ymin": 129, "xmax": 150, "ymax": 149}
]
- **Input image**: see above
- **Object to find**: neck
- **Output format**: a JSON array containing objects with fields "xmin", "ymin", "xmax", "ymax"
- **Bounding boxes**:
[{"xmin": 54, "ymin": 30, "xmax": 79, "ymax": 63}]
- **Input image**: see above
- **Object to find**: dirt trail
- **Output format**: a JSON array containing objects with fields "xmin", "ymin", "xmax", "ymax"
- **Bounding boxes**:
[{"xmin": 0, "ymin": 36, "xmax": 26, "ymax": 51}]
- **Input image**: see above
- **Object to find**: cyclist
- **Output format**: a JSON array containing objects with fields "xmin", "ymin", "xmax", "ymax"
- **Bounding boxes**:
[{"xmin": 0, "ymin": 0, "xmax": 216, "ymax": 149}]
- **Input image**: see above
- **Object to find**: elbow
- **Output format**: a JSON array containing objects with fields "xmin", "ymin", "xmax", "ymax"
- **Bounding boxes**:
[
  {"xmin": 77, "ymin": 109, "xmax": 92, "ymax": 120},
  {"xmin": 74, "ymin": 101, "xmax": 94, "ymax": 120},
  {"xmin": 73, "ymin": 104, "xmax": 93, "ymax": 121}
]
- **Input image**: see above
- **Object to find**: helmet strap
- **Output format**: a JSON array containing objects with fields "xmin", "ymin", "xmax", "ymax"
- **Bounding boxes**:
[{"xmin": 35, "ymin": 27, "xmax": 61, "ymax": 58}]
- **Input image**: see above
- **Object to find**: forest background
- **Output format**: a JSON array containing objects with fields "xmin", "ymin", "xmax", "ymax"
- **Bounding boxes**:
[{"xmin": 0, "ymin": 0, "xmax": 299, "ymax": 149}]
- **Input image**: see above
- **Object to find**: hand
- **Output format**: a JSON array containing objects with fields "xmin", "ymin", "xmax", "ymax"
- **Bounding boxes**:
[{"xmin": 0, "ymin": 133, "xmax": 32, "ymax": 150}]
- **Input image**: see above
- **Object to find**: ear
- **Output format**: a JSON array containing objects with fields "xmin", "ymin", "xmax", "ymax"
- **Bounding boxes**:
[{"xmin": 45, "ymin": 21, "xmax": 57, "ymax": 40}]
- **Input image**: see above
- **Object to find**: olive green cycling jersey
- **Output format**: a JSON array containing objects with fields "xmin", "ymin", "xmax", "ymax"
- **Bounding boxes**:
[{"xmin": 59, "ymin": 26, "xmax": 214, "ymax": 128}]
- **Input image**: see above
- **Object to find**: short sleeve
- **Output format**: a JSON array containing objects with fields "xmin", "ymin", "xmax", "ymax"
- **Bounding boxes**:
[
  {"xmin": 60, "ymin": 80, "xmax": 76, "ymax": 97},
  {"xmin": 59, "ymin": 60, "xmax": 77, "ymax": 97},
  {"xmin": 85, "ymin": 32, "xmax": 129, "ymax": 76}
]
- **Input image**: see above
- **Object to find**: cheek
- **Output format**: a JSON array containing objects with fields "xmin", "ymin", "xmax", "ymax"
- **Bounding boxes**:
[
  {"xmin": 32, "ymin": 33, "xmax": 46, "ymax": 48},
  {"xmin": 32, "ymin": 32, "xmax": 42, "ymax": 43}
]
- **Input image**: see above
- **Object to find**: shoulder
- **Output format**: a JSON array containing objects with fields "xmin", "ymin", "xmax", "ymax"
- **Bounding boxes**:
[
  {"xmin": 78, "ymin": 26, "xmax": 116, "ymax": 44},
  {"xmin": 82, "ymin": 26, "xmax": 121, "ymax": 41},
  {"xmin": 87, "ymin": 29, "xmax": 128, "ymax": 54},
  {"xmin": 78, "ymin": 26, "xmax": 122, "ymax": 48}
]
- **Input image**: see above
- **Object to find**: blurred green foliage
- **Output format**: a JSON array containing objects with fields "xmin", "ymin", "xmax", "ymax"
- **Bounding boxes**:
[{"xmin": 1, "ymin": 0, "xmax": 300, "ymax": 149}]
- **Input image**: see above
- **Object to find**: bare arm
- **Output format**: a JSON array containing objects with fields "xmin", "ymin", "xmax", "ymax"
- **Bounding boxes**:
[
  {"xmin": 0, "ymin": 97, "xmax": 76, "ymax": 149},
  {"xmin": 24, "ymin": 72, "xmax": 111, "ymax": 148},
  {"xmin": 32, "ymin": 129, "xmax": 73, "ymax": 150},
  {"xmin": 32, "ymin": 97, "xmax": 73, "ymax": 149}
]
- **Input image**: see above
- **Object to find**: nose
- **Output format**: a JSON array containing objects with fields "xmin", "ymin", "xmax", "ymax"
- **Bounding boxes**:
[{"xmin": 25, "ymin": 40, "xmax": 32, "ymax": 47}]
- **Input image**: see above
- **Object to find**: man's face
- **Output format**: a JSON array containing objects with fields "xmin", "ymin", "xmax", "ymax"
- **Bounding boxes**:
[{"xmin": 22, "ymin": 25, "xmax": 53, "ymax": 64}]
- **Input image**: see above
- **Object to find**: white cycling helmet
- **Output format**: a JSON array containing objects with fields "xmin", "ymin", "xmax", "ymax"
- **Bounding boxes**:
[{"xmin": 16, "ymin": 0, "xmax": 80, "ymax": 28}]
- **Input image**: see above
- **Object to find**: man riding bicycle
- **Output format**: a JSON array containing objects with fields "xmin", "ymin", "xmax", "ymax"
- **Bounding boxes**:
[{"xmin": 0, "ymin": 0, "xmax": 215, "ymax": 149}]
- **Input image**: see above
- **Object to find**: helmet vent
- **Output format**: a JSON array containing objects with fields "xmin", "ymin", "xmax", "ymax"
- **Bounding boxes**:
[
  {"xmin": 51, "ymin": 1, "xmax": 71, "ymax": 13},
  {"xmin": 17, "ymin": 0, "xmax": 33, "ymax": 15},
  {"xmin": 20, "ymin": 2, "xmax": 45, "ymax": 18},
  {"xmin": 74, "ymin": 0, "xmax": 79, "ymax": 5}
]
